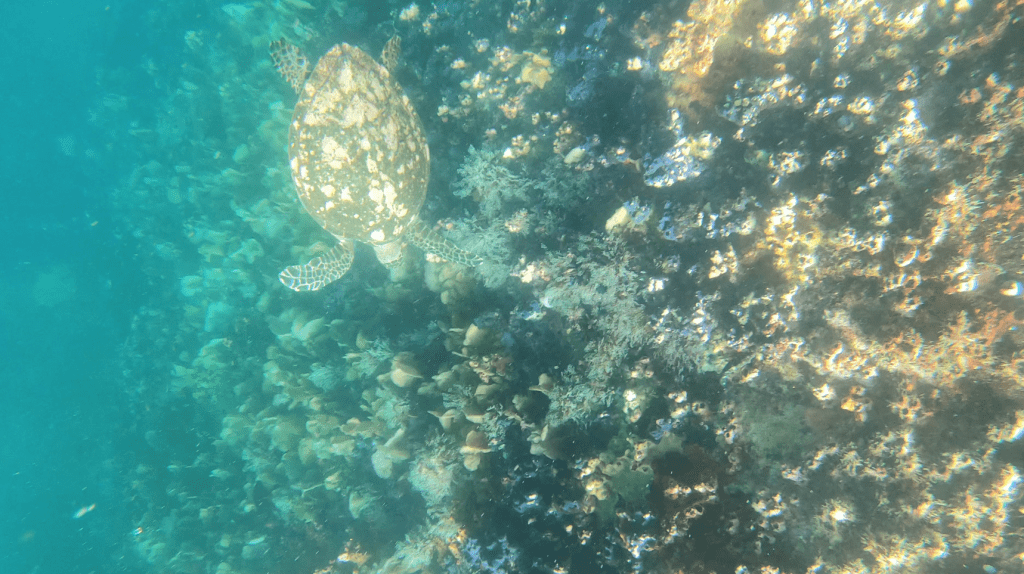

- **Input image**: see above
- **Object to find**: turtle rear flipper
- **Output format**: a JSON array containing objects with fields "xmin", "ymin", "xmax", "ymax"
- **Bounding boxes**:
[
  {"xmin": 380, "ymin": 36, "xmax": 401, "ymax": 74},
  {"xmin": 270, "ymin": 39, "xmax": 310, "ymax": 94},
  {"xmin": 279, "ymin": 241, "xmax": 355, "ymax": 291},
  {"xmin": 406, "ymin": 219, "xmax": 483, "ymax": 267}
]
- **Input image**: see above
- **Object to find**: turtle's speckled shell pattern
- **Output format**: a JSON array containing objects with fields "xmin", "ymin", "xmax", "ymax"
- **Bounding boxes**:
[{"xmin": 288, "ymin": 43, "xmax": 429, "ymax": 246}]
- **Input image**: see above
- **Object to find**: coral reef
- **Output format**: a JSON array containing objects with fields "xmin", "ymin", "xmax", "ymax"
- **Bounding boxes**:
[{"xmin": 106, "ymin": 0, "xmax": 1024, "ymax": 573}]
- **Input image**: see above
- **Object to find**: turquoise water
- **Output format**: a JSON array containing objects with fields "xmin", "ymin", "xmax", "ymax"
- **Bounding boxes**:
[
  {"xmin": 3, "ymin": 1, "xmax": 1024, "ymax": 573},
  {"xmin": 1, "ymin": 2, "xmax": 138, "ymax": 573}
]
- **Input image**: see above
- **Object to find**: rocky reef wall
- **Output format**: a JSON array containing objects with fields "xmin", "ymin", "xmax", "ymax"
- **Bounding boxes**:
[{"xmin": 106, "ymin": 0, "xmax": 1024, "ymax": 573}]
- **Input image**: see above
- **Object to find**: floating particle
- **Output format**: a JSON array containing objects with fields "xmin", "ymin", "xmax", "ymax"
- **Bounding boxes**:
[{"xmin": 72, "ymin": 504, "xmax": 97, "ymax": 519}]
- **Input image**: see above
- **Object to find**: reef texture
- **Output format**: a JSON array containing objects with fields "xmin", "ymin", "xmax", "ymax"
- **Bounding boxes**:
[{"xmin": 106, "ymin": 0, "xmax": 1024, "ymax": 573}]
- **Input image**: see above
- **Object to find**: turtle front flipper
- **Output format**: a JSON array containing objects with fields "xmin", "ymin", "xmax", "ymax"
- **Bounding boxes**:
[
  {"xmin": 269, "ymin": 39, "xmax": 310, "ymax": 94},
  {"xmin": 406, "ymin": 219, "xmax": 483, "ymax": 267},
  {"xmin": 279, "ymin": 241, "xmax": 355, "ymax": 291}
]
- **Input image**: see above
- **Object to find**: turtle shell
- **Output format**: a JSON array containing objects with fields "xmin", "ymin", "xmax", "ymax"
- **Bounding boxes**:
[{"xmin": 288, "ymin": 43, "xmax": 429, "ymax": 245}]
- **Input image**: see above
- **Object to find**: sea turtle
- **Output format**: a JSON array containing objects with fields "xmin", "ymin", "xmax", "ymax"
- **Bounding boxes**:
[{"xmin": 270, "ymin": 38, "xmax": 480, "ymax": 292}]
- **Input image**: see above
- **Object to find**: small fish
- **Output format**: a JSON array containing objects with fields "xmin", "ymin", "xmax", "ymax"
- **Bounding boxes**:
[{"xmin": 72, "ymin": 504, "xmax": 96, "ymax": 519}]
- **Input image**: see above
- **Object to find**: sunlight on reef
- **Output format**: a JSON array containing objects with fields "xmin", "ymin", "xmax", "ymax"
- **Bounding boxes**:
[{"xmin": 107, "ymin": 0, "xmax": 1024, "ymax": 572}]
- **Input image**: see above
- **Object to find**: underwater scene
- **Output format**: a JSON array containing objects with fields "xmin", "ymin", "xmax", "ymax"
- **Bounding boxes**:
[{"xmin": 3, "ymin": 0, "xmax": 1024, "ymax": 573}]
